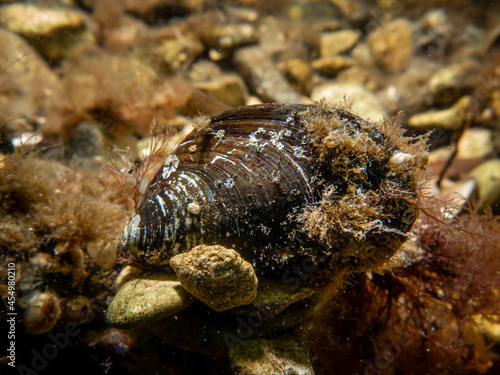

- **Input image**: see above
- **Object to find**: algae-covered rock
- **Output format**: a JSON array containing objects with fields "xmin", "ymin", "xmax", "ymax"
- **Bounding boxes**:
[
  {"xmin": 229, "ymin": 334, "xmax": 314, "ymax": 375},
  {"xmin": 170, "ymin": 244, "xmax": 258, "ymax": 311},
  {"xmin": 106, "ymin": 273, "xmax": 194, "ymax": 328}
]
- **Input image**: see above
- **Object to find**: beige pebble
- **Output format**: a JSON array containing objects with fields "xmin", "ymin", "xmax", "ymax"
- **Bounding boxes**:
[
  {"xmin": 320, "ymin": 29, "xmax": 361, "ymax": 56},
  {"xmin": 194, "ymin": 74, "xmax": 248, "ymax": 107},
  {"xmin": 408, "ymin": 96, "xmax": 473, "ymax": 130},
  {"xmin": 468, "ymin": 159, "xmax": 500, "ymax": 209},
  {"xmin": 0, "ymin": 3, "xmax": 86, "ymax": 36},
  {"xmin": 311, "ymin": 55, "xmax": 353, "ymax": 76},
  {"xmin": 311, "ymin": 81, "xmax": 387, "ymax": 121},
  {"xmin": 457, "ymin": 128, "xmax": 494, "ymax": 159},
  {"xmin": 170, "ymin": 244, "xmax": 258, "ymax": 312},
  {"xmin": 368, "ymin": 18, "xmax": 414, "ymax": 73},
  {"xmin": 429, "ymin": 59, "xmax": 481, "ymax": 104}
]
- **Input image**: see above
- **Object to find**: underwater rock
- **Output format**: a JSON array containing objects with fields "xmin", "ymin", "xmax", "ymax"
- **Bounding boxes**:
[
  {"xmin": 320, "ymin": 29, "xmax": 361, "ymax": 56},
  {"xmin": 468, "ymin": 159, "xmax": 500, "ymax": 210},
  {"xmin": 0, "ymin": 3, "xmax": 96, "ymax": 62},
  {"xmin": 428, "ymin": 59, "xmax": 481, "ymax": 104},
  {"xmin": 456, "ymin": 128, "xmax": 494, "ymax": 160},
  {"xmin": 204, "ymin": 23, "xmax": 257, "ymax": 51},
  {"xmin": 0, "ymin": 28, "xmax": 69, "ymax": 139},
  {"xmin": 408, "ymin": 95, "xmax": 474, "ymax": 129},
  {"xmin": 229, "ymin": 333, "xmax": 314, "ymax": 375},
  {"xmin": 155, "ymin": 35, "xmax": 204, "ymax": 73},
  {"xmin": 311, "ymin": 55, "xmax": 353, "ymax": 76},
  {"xmin": 311, "ymin": 81, "xmax": 387, "ymax": 120},
  {"xmin": 234, "ymin": 46, "xmax": 304, "ymax": 103},
  {"xmin": 193, "ymin": 73, "xmax": 248, "ymax": 107},
  {"xmin": 106, "ymin": 273, "xmax": 194, "ymax": 328},
  {"xmin": 170, "ymin": 244, "xmax": 258, "ymax": 311},
  {"xmin": 368, "ymin": 18, "xmax": 414, "ymax": 73},
  {"xmin": 279, "ymin": 58, "xmax": 314, "ymax": 95}
]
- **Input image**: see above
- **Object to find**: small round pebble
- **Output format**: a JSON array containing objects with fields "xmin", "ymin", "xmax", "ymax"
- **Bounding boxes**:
[{"xmin": 170, "ymin": 244, "xmax": 258, "ymax": 312}]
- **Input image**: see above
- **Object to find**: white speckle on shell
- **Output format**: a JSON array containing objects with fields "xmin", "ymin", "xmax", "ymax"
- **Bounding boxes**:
[
  {"xmin": 162, "ymin": 155, "xmax": 180, "ymax": 179},
  {"xmin": 188, "ymin": 202, "xmax": 201, "ymax": 215}
]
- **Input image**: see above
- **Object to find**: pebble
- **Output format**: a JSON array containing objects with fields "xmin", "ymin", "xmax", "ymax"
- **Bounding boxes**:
[
  {"xmin": 429, "ymin": 59, "xmax": 481, "ymax": 104},
  {"xmin": 456, "ymin": 128, "xmax": 494, "ymax": 159},
  {"xmin": 170, "ymin": 244, "xmax": 258, "ymax": 312},
  {"xmin": 229, "ymin": 334, "xmax": 314, "ymax": 375},
  {"xmin": 368, "ymin": 18, "xmax": 414, "ymax": 73},
  {"xmin": 311, "ymin": 81, "xmax": 387, "ymax": 121},
  {"xmin": 408, "ymin": 96, "xmax": 474, "ymax": 130},
  {"xmin": 155, "ymin": 36, "xmax": 203, "ymax": 73},
  {"xmin": 320, "ymin": 29, "xmax": 361, "ymax": 56},
  {"xmin": 468, "ymin": 159, "xmax": 500, "ymax": 209},
  {"xmin": 205, "ymin": 23, "xmax": 257, "ymax": 51},
  {"xmin": 193, "ymin": 73, "xmax": 248, "ymax": 107},
  {"xmin": 311, "ymin": 55, "xmax": 353, "ymax": 76},
  {"xmin": 279, "ymin": 59, "xmax": 314, "ymax": 95},
  {"xmin": 0, "ymin": 28, "xmax": 67, "ymax": 138},
  {"xmin": 234, "ymin": 46, "xmax": 304, "ymax": 103},
  {"xmin": 0, "ymin": 3, "xmax": 95, "ymax": 61},
  {"xmin": 0, "ymin": 3, "xmax": 86, "ymax": 37},
  {"xmin": 106, "ymin": 273, "xmax": 194, "ymax": 328}
]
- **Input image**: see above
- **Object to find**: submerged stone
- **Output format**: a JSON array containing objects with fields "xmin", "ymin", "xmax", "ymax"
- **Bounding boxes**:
[
  {"xmin": 229, "ymin": 334, "xmax": 314, "ymax": 375},
  {"xmin": 106, "ymin": 273, "xmax": 194, "ymax": 328},
  {"xmin": 170, "ymin": 244, "xmax": 258, "ymax": 312}
]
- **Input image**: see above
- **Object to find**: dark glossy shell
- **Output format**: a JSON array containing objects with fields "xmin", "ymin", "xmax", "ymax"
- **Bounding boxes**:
[{"xmin": 120, "ymin": 103, "xmax": 422, "ymax": 275}]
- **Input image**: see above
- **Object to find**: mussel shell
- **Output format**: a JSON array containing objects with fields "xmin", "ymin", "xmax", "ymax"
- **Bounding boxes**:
[{"xmin": 120, "ymin": 103, "xmax": 422, "ymax": 275}]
